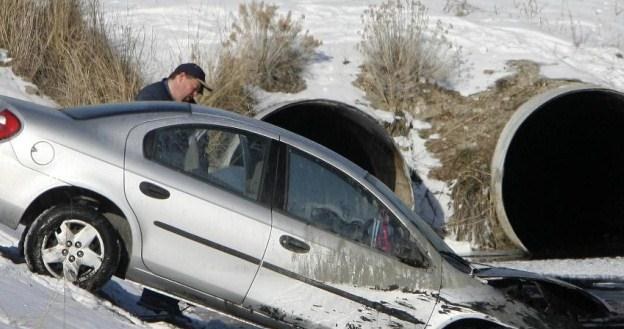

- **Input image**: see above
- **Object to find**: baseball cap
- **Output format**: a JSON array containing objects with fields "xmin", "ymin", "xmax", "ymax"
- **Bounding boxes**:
[{"xmin": 172, "ymin": 63, "xmax": 213, "ymax": 93}]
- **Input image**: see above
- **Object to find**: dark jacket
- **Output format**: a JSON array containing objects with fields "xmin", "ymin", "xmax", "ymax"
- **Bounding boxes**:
[
  {"xmin": 135, "ymin": 79, "xmax": 173, "ymax": 101},
  {"xmin": 136, "ymin": 78, "xmax": 197, "ymax": 104}
]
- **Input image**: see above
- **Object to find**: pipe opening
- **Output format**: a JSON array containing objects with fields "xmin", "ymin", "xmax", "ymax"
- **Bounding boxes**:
[
  {"xmin": 258, "ymin": 99, "xmax": 444, "ymax": 232},
  {"xmin": 502, "ymin": 89, "xmax": 624, "ymax": 258},
  {"xmin": 260, "ymin": 100, "xmax": 397, "ymax": 189}
]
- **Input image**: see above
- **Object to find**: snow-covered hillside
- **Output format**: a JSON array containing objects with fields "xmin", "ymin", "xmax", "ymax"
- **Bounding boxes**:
[
  {"xmin": 104, "ymin": 0, "xmax": 624, "ymax": 229},
  {"xmin": 1, "ymin": 0, "xmax": 624, "ymax": 327},
  {"xmin": 103, "ymin": 0, "xmax": 624, "ymax": 95}
]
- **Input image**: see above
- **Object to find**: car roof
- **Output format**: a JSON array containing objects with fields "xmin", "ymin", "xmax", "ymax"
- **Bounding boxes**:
[
  {"xmin": 62, "ymin": 101, "xmax": 368, "ymax": 179},
  {"xmin": 63, "ymin": 101, "xmax": 191, "ymax": 120}
]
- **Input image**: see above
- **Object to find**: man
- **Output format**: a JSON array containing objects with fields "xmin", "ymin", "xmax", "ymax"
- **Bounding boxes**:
[
  {"xmin": 136, "ymin": 62, "xmax": 211, "ymax": 103},
  {"xmin": 134, "ymin": 63, "xmax": 211, "ymax": 321}
]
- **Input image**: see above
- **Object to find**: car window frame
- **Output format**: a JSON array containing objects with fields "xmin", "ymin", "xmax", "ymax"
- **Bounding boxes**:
[
  {"xmin": 274, "ymin": 143, "xmax": 431, "ymax": 269},
  {"xmin": 142, "ymin": 123, "xmax": 277, "ymax": 206}
]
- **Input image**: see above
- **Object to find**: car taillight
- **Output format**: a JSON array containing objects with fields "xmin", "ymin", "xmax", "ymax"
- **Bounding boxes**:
[{"xmin": 0, "ymin": 109, "xmax": 21, "ymax": 140}]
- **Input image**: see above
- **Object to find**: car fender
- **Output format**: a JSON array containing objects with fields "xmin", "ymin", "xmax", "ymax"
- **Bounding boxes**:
[
  {"xmin": 0, "ymin": 141, "xmax": 70, "ymax": 229},
  {"xmin": 8, "ymin": 137, "xmax": 145, "ymax": 273},
  {"xmin": 432, "ymin": 262, "xmax": 552, "ymax": 329},
  {"xmin": 428, "ymin": 309, "xmax": 516, "ymax": 329}
]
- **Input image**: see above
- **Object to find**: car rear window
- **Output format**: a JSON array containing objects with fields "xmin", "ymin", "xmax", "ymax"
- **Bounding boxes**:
[{"xmin": 144, "ymin": 125, "xmax": 272, "ymax": 202}]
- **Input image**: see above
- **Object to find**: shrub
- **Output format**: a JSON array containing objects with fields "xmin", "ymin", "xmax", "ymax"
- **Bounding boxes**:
[
  {"xmin": 223, "ymin": 1, "xmax": 321, "ymax": 93},
  {"xmin": 0, "ymin": 0, "xmax": 144, "ymax": 106},
  {"xmin": 514, "ymin": 0, "xmax": 543, "ymax": 19},
  {"xmin": 443, "ymin": 0, "xmax": 474, "ymax": 17},
  {"xmin": 195, "ymin": 1, "xmax": 321, "ymax": 114},
  {"xmin": 195, "ymin": 48, "xmax": 257, "ymax": 116},
  {"xmin": 357, "ymin": 0, "xmax": 462, "ymax": 113}
]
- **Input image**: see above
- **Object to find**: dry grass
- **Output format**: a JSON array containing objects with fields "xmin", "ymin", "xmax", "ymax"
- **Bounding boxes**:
[
  {"xmin": 195, "ymin": 48, "xmax": 257, "ymax": 116},
  {"xmin": 443, "ymin": 0, "xmax": 474, "ymax": 17},
  {"xmin": 0, "ymin": 0, "xmax": 144, "ymax": 106},
  {"xmin": 223, "ymin": 1, "xmax": 321, "ymax": 93},
  {"xmin": 356, "ymin": 0, "xmax": 462, "ymax": 113},
  {"xmin": 417, "ymin": 61, "xmax": 575, "ymax": 249},
  {"xmin": 195, "ymin": 1, "xmax": 321, "ymax": 114}
]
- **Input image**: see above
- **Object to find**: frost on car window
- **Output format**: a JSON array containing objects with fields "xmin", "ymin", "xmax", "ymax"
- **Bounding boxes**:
[
  {"xmin": 286, "ymin": 148, "xmax": 427, "ymax": 267},
  {"xmin": 144, "ymin": 125, "xmax": 270, "ymax": 200}
]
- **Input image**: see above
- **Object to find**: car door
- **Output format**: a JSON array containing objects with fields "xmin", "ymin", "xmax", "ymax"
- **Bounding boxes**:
[
  {"xmin": 244, "ymin": 144, "xmax": 441, "ymax": 328},
  {"xmin": 124, "ymin": 118, "xmax": 275, "ymax": 304}
]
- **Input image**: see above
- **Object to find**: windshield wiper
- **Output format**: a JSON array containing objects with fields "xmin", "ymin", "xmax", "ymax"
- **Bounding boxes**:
[{"xmin": 439, "ymin": 251, "xmax": 473, "ymax": 274}]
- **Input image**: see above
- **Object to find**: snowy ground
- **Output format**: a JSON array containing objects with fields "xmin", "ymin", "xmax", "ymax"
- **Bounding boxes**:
[
  {"xmin": 1, "ymin": 0, "xmax": 624, "ymax": 327},
  {"xmin": 0, "ymin": 227, "xmax": 260, "ymax": 329}
]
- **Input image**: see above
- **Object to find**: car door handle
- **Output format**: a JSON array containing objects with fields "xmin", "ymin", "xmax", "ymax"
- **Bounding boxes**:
[
  {"xmin": 279, "ymin": 235, "xmax": 310, "ymax": 254},
  {"xmin": 139, "ymin": 181, "xmax": 170, "ymax": 200}
]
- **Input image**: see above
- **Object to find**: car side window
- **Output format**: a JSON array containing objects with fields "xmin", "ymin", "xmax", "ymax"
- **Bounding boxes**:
[
  {"xmin": 144, "ymin": 125, "xmax": 271, "ymax": 201},
  {"xmin": 285, "ymin": 147, "xmax": 428, "ymax": 267}
]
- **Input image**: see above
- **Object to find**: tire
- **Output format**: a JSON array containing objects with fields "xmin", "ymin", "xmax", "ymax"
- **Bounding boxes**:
[{"xmin": 24, "ymin": 204, "xmax": 120, "ymax": 291}]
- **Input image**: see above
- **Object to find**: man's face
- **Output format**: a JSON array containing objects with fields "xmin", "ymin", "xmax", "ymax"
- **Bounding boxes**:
[{"xmin": 174, "ymin": 73, "xmax": 202, "ymax": 102}]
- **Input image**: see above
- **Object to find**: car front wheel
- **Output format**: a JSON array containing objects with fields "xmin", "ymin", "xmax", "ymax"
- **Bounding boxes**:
[{"xmin": 24, "ymin": 204, "xmax": 120, "ymax": 291}]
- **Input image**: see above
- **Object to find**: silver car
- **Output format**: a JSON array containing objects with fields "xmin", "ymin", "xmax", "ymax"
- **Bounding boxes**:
[{"xmin": 0, "ymin": 96, "xmax": 618, "ymax": 328}]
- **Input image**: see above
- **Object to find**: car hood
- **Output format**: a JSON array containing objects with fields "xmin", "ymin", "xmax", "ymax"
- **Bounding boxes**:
[
  {"xmin": 431, "ymin": 263, "xmax": 620, "ymax": 328},
  {"xmin": 474, "ymin": 266, "xmax": 613, "ymax": 316}
]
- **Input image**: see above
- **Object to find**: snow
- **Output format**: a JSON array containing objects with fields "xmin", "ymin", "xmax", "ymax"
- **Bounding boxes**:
[
  {"xmin": 0, "ymin": 227, "xmax": 259, "ymax": 329},
  {"xmin": 1, "ymin": 0, "xmax": 624, "ymax": 327},
  {"xmin": 0, "ymin": 229, "xmax": 135, "ymax": 329},
  {"xmin": 492, "ymin": 257, "xmax": 624, "ymax": 281},
  {"xmin": 0, "ymin": 49, "xmax": 11, "ymax": 65},
  {"xmin": 0, "ymin": 50, "xmax": 55, "ymax": 107}
]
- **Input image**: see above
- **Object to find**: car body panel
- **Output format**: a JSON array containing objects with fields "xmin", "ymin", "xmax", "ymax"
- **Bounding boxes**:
[
  {"xmin": 124, "ymin": 116, "xmax": 275, "ymax": 304},
  {"xmin": 430, "ymin": 262, "xmax": 548, "ymax": 329},
  {"xmin": 245, "ymin": 210, "xmax": 440, "ymax": 328},
  {"xmin": 243, "ymin": 142, "xmax": 445, "ymax": 328},
  {"xmin": 0, "ymin": 141, "xmax": 67, "ymax": 229}
]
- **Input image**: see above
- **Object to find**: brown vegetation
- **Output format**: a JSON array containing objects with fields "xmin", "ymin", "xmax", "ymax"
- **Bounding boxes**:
[
  {"xmin": 353, "ymin": 0, "xmax": 580, "ymax": 250},
  {"xmin": 196, "ymin": 49, "xmax": 257, "ymax": 116},
  {"xmin": 226, "ymin": 1, "xmax": 321, "ymax": 93},
  {"xmin": 0, "ymin": 0, "xmax": 143, "ymax": 106},
  {"xmin": 356, "ymin": 0, "xmax": 462, "ymax": 113},
  {"xmin": 197, "ymin": 1, "xmax": 321, "ymax": 115},
  {"xmin": 414, "ymin": 60, "xmax": 575, "ymax": 249}
]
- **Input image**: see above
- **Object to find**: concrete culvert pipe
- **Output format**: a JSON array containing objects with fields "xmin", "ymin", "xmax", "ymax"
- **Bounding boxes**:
[
  {"xmin": 256, "ymin": 99, "xmax": 414, "ymax": 209},
  {"xmin": 492, "ymin": 84, "xmax": 624, "ymax": 258}
]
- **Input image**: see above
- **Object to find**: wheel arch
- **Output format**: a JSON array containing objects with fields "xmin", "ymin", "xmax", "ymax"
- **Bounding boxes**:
[
  {"xmin": 18, "ymin": 186, "xmax": 133, "ymax": 278},
  {"xmin": 442, "ymin": 318, "xmax": 511, "ymax": 329}
]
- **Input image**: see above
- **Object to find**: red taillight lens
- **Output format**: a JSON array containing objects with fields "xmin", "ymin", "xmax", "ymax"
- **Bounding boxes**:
[{"xmin": 0, "ymin": 109, "xmax": 21, "ymax": 140}]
